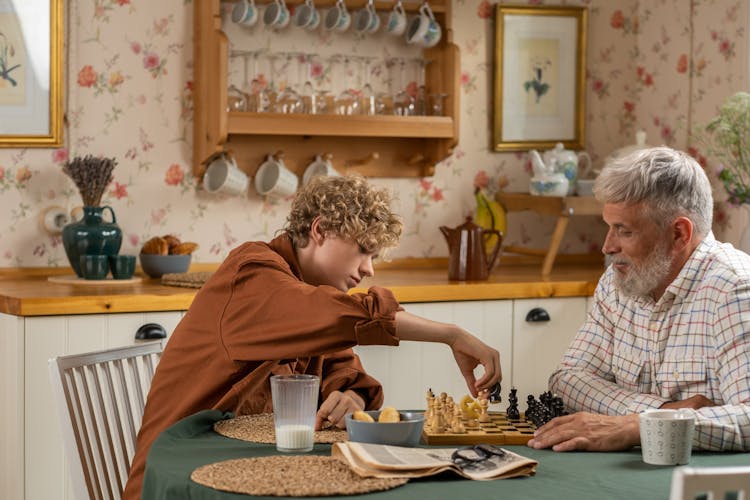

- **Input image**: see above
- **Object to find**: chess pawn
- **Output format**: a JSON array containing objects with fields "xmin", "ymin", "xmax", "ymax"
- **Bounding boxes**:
[{"xmin": 477, "ymin": 398, "xmax": 491, "ymax": 423}]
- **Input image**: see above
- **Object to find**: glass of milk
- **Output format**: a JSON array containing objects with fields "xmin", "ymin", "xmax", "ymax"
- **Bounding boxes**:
[{"xmin": 270, "ymin": 374, "xmax": 320, "ymax": 452}]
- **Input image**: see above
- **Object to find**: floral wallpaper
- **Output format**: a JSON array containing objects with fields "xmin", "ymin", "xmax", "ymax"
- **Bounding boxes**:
[{"xmin": 0, "ymin": 0, "xmax": 746, "ymax": 268}]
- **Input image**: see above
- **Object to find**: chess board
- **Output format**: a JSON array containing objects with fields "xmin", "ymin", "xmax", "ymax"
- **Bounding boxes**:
[{"xmin": 421, "ymin": 411, "xmax": 537, "ymax": 446}]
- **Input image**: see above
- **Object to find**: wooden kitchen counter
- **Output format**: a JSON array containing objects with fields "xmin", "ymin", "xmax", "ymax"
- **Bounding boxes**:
[{"xmin": 0, "ymin": 257, "xmax": 604, "ymax": 317}]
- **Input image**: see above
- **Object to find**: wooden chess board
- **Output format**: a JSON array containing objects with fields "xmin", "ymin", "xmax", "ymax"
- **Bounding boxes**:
[{"xmin": 421, "ymin": 412, "xmax": 537, "ymax": 446}]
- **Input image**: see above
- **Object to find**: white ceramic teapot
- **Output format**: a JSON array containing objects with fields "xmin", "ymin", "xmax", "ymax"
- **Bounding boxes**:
[
  {"xmin": 533, "ymin": 143, "xmax": 592, "ymax": 195},
  {"xmin": 528, "ymin": 150, "xmax": 569, "ymax": 197}
]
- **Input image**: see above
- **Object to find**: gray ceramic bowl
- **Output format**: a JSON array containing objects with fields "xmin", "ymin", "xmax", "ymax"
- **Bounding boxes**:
[
  {"xmin": 345, "ymin": 410, "xmax": 425, "ymax": 447},
  {"xmin": 139, "ymin": 253, "xmax": 191, "ymax": 278}
]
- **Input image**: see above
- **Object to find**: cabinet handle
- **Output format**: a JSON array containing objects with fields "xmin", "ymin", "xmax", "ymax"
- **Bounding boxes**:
[
  {"xmin": 135, "ymin": 323, "xmax": 167, "ymax": 340},
  {"xmin": 525, "ymin": 307, "xmax": 550, "ymax": 322}
]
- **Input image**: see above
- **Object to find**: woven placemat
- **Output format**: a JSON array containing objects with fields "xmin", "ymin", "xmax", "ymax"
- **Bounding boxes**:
[
  {"xmin": 191, "ymin": 456, "xmax": 408, "ymax": 496},
  {"xmin": 160, "ymin": 271, "xmax": 213, "ymax": 288},
  {"xmin": 214, "ymin": 413, "xmax": 348, "ymax": 444}
]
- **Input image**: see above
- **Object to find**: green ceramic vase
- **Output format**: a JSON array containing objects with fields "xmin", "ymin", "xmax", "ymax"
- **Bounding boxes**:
[{"xmin": 62, "ymin": 206, "xmax": 123, "ymax": 277}]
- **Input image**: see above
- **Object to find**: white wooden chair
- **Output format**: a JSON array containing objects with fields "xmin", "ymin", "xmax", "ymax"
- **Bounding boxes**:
[
  {"xmin": 48, "ymin": 341, "xmax": 165, "ymax": 500},
  {"xmin": 670, "ymin": 465, "xmax": 750, "ymax": 500}
]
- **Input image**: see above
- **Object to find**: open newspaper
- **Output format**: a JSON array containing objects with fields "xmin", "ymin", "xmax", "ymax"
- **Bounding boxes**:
[{"xmin": 332, "ymin": 442, "xmax": 538, "ymax": 481}]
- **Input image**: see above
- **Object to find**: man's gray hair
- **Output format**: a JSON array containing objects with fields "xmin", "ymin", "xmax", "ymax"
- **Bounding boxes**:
[{"xmin": 593, "ymin": 146, "xmax": 713, "ymax": 236}]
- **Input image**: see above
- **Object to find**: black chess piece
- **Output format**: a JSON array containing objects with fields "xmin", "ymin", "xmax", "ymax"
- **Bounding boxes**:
[{"xmin": 507, "ymin": 388, "xmax": 520, "ymax": 420}]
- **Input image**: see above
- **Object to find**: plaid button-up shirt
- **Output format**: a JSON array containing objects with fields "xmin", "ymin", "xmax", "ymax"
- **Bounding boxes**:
[{"xmin": 550, "ymin": 233, "xmax": 750, "ymax": 451}]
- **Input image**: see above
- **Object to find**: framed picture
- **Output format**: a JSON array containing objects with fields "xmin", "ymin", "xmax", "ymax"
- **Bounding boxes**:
[
  {"xmin": 0, "ymin": 0, "xmax": 63, "ymax": 147},
  {"xmin": 493, "ymin": 5, "xmax": 587, "ymax": 152}
]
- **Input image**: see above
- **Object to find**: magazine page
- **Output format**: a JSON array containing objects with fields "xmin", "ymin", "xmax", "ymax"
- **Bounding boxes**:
[{"xmin": 332, "ymin": 442, "xmax": 538, "ymax": 481}]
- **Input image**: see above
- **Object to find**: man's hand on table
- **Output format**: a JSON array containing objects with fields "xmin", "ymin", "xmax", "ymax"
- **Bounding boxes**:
[
  {"xmin": 660, "ymin": 394, "xmax": 716, "ymax": 410},
  {"xmin": 315, "ymin": 390, "xmax": 364, "ymax": 430},
  {"xmin": 527, "ymin": 412, "xmax": 640, "ymax": 452}
]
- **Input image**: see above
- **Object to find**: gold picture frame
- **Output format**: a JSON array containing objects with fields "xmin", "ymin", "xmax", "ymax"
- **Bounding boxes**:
[
  {"xmin": 0, "ymin": 0, "xmax": 64, "ymax": 147},
  {"xmin": 493, "ymin": 5, "xmax": 587, "ymax": 152}
]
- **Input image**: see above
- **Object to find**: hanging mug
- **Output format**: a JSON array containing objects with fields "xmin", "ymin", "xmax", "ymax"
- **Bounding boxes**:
[
  {"xmin": 231, "ymin": 0, "xmax": 259, "ymax": 27},
  {"xmin": 263, "ymin": 0, "xmax": 291, "ymax": 29},
  {"xmin": 324, "ymin": 0, "xmax": 351, "ymax": 32},
  {"xmin": 385, "ymin": 0, "xmax": 407, "ymax": 36},
  {"xmin": 354, "ymin": 0, "xmax": 380, "ymax": 35},
  {"xmin": 405, "ymin": 2, "xmax": 441, "ymax": 48},
  {"xmin": 293, "ymin": 0, "xmax": 320, "ymax": 30},
  {"xmin": 255, "ymin": 153, "xmax": 299, "ymax": 198}
]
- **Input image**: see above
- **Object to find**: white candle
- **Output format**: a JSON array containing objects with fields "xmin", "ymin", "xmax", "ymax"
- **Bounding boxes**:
[{"xmin": 276, "ymin": 424, "xmax": 314, "ymax": 451}]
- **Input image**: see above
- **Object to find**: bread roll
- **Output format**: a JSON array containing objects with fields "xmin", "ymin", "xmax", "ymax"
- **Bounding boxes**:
[
  {"xmin": 378, "ymin": 407, "xmax": 400, "ymax": 423},
  {"xmin": 352, "ymin": 410, "xmax": 375, "ymax": 423}
]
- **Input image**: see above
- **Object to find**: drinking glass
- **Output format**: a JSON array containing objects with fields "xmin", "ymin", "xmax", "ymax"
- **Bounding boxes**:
[
  {"xmin": 275, "ymin": 52, "xmax": 303, "ymax": 114},
  {"xmin": 270, "ymin": 374, "xmax": 320, "ymax": 453},
  {"xmin": 392, "ymin": 58, "xmax": 414, "ymax": 116},
  {"xmin": 332, "ymin": 55, "xmax": 360, "ymax": 116}
]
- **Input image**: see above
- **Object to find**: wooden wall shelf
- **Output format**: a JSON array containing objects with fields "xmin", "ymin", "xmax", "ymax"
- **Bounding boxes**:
[
  {"xmin": 193, "ymin": 0, "xmax": 459, "ymax": 182},
  {"xmin": 227, "ymin": 113, "xmax": 455, "ymax": 138}
]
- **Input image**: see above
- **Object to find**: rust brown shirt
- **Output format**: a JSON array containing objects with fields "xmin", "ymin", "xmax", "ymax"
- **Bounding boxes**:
[{"xmin": 124, "ymin": 234, "xmax": 402, "ymax": 499}]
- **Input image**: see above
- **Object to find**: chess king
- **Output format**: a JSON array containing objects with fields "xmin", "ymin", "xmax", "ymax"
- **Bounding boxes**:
[{"xmin": 529, "ymin": 147, "xmax": 750, "ymax": 453}]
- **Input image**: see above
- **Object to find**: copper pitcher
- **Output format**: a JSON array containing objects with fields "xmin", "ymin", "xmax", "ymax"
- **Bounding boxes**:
[{"xmin": 440, "ymin": 217, "xmax": 502, "ymax": 281}]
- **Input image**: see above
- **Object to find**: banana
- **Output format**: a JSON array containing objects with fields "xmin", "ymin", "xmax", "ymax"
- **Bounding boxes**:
[{"xmin": 474, "ymin": 189, "xmax": 507, "ymax": 255}]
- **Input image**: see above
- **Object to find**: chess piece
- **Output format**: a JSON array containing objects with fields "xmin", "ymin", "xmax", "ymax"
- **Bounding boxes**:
[
  {"xmin": 507, "ymin": 388, "xmax": 520, "ymax": 420},
  {"xmin": 477, "ymin": 397, "xmax": 491, "ymax": 423}
]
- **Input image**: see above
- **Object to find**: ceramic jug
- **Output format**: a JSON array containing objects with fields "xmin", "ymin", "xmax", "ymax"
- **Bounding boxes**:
[
  {"xmin": 532, "ymin": 143, "xmax": 592, "ymax": 195},
  {"xmin": 440, "ymin": 217, "xmax": 502, "ymax": 281}
]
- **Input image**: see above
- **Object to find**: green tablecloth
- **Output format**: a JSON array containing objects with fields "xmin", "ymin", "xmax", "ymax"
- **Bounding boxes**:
[{"xmin": 143, "ymin": 410, "xmax": 749, "ymax": 500}]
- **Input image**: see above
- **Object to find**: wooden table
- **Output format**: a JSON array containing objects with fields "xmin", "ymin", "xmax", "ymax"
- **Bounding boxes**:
[{"xmin": 496, "ymin": 192, "xmax": 603, "ymax": 276}]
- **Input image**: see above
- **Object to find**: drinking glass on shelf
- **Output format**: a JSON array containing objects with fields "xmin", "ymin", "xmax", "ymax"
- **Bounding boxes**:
[
  {"xmin": 430, "ymin": 93, "xmax": 449, "ymax": 116},
  {"xmin": 246, "ymin": 49, "xmax": 272, "ymax": 113},
  {"xmin": 391, "ymin": 58, "xmax": 414, "ymax": 116},
  {"xmin": 227, "ymin": 84, "xmax": 247, "ymax": 112},
  {"xmin": 332, "ymin": 55, "xmax": 360, "ymax": 116},
  {"xmin": 274, "ymin": 52, "xmax": 303, "ymax": 114},
  {"xmin": 413, "ymin": 58, "xmax": 429, "ymax": 116},
  {"xmin": 357, "ymin": 56, "xmax": 378, "ymax": 116}
]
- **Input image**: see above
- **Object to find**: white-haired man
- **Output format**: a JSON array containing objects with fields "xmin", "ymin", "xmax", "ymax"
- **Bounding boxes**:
[{"xmin": 529, "ymin": 146, "xmax": 750, "ymax": 452}]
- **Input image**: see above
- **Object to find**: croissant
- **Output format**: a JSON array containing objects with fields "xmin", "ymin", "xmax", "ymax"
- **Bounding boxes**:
[{"xmin": 141, "ymin": 236, "xmax": 168, "ymax": 255}]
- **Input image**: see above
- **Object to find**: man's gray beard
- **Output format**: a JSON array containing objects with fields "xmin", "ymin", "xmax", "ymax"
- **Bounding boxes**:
[{"xmin": 610, "ymin": 243, "xmax": 673, "ymax": 298}]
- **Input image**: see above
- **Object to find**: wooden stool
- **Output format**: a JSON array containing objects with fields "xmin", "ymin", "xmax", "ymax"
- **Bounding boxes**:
[{"xmin": 496, "ymin": 192, "xmax": 603, "ymax": 275}]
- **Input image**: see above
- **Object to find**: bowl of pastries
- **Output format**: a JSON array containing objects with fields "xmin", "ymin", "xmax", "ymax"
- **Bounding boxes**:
[
  {"xmin": 345, "ymin": 407, "xmax": 425, "ymax": 447},
  {"xmin": 139, "ymin": 234, "xmax": 198, "ymax": 278}
]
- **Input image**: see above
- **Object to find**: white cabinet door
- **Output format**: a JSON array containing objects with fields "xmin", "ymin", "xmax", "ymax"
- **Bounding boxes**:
[
  {"xmin": 354, "ymin": 300, "xmax": 512, "ymax": 410},
  {"xmin": 511, "ymin": 298, "xmax": 586, "ymax": 400},
  {"xmin": 10, "ymin": 311, "xmax": 183, "ymax": 500}
]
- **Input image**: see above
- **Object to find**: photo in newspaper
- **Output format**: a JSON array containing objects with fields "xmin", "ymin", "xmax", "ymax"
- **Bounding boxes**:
[{"xmin": 332, "ymin": 442, "xmax": 538, "ymax": 481}]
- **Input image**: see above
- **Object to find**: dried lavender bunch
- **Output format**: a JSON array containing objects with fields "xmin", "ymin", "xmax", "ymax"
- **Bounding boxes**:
[{"xmin": 62, "ymin": 155, "xmax": 117, "ymax": 207}]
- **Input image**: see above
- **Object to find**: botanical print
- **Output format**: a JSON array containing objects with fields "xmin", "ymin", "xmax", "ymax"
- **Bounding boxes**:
[
  {"xmin": 521, "ymin": 41, "xmax": 555, "ymax": 107},
  {"xmin": 0, "ymin": 13, "xmax": 25, "ymax": 105}
]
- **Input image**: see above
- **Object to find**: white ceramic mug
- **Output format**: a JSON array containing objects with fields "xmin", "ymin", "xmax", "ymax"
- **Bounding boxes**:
[
  {"xmin": 302, "ymin": 155, "xmax": 340, "ymax": 185},
  {"xmin": 293, "ymin": 0, "xmax": 320, "ymax": 30},
  {"xmin": 203, "ymin": 153, "xmax": 250, "ymax": 196},
  {"xmin": 263, "ymin": 0, "xmax": 291, "ymax": 29},
  {"xmin": 639, "ymin": 409, "xmax": 695, "ymax": 466},
  {"xmin": 405, "ymin": 3, "xmax": 441, "ymax": 48},
  {"xmin": 385, "ymin": 0, "xmax": 407, "ymax": 36},
  {"xmin": 324, "ymin": 0, "xmax": 351, "ymax": 32},
  {"xmin": 231, "ymin": 0, "xmax": 259, "ymax": 27},
  {"xmin": 354, "ymin": 0, "xmax": 380, "ymax": 35},
  {"xmin": 255, "ymin": 154, "xmax": 299, "ymax": 198}
]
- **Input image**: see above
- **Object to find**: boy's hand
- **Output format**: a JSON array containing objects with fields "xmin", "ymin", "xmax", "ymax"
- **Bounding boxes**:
[
  {"xmin": 449, "ymin": 330, "xmax": 502, "ymax": 397},
  {"xmin": 315, "ymin": 390, "xmax": 365, "ymax": 430}
]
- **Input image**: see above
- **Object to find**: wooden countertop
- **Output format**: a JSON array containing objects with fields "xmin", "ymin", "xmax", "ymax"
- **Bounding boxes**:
[{"xmin": 0, "ymin": 257, "xmax": 604, "ymax": 317}]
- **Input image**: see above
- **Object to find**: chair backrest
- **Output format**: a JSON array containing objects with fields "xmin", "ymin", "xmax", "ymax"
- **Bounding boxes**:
[
  {"xmin": 670, "ymin": 465, "xmax": 750, "ymax": 500},
  {"xmin": 48, "ymin": 341, "xmax": 165, "ymax": 500}
]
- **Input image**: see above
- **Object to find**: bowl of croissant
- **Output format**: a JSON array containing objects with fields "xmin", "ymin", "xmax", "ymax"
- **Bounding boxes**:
[
  {"xmin": 345, "ymin": 407, "xmax": 425, "ymax": 447},
  {"xmin": 139, "ymin": 234, "xmax": 199, "ymax": 278}
]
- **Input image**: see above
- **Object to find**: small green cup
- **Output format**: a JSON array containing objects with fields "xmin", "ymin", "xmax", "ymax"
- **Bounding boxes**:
[
  {"xmin": 80, "ymin": 255, "xmax": 110, "ymax": 280},
  {"xmin": 109, "ymin": 255, "xmax": 136, "ymax": 280}
]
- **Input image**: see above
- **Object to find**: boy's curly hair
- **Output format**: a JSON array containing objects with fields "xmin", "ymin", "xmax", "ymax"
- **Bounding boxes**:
[{"xmin": 284, "ymin": 175, "xmax": 403, "ymax": 255}]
